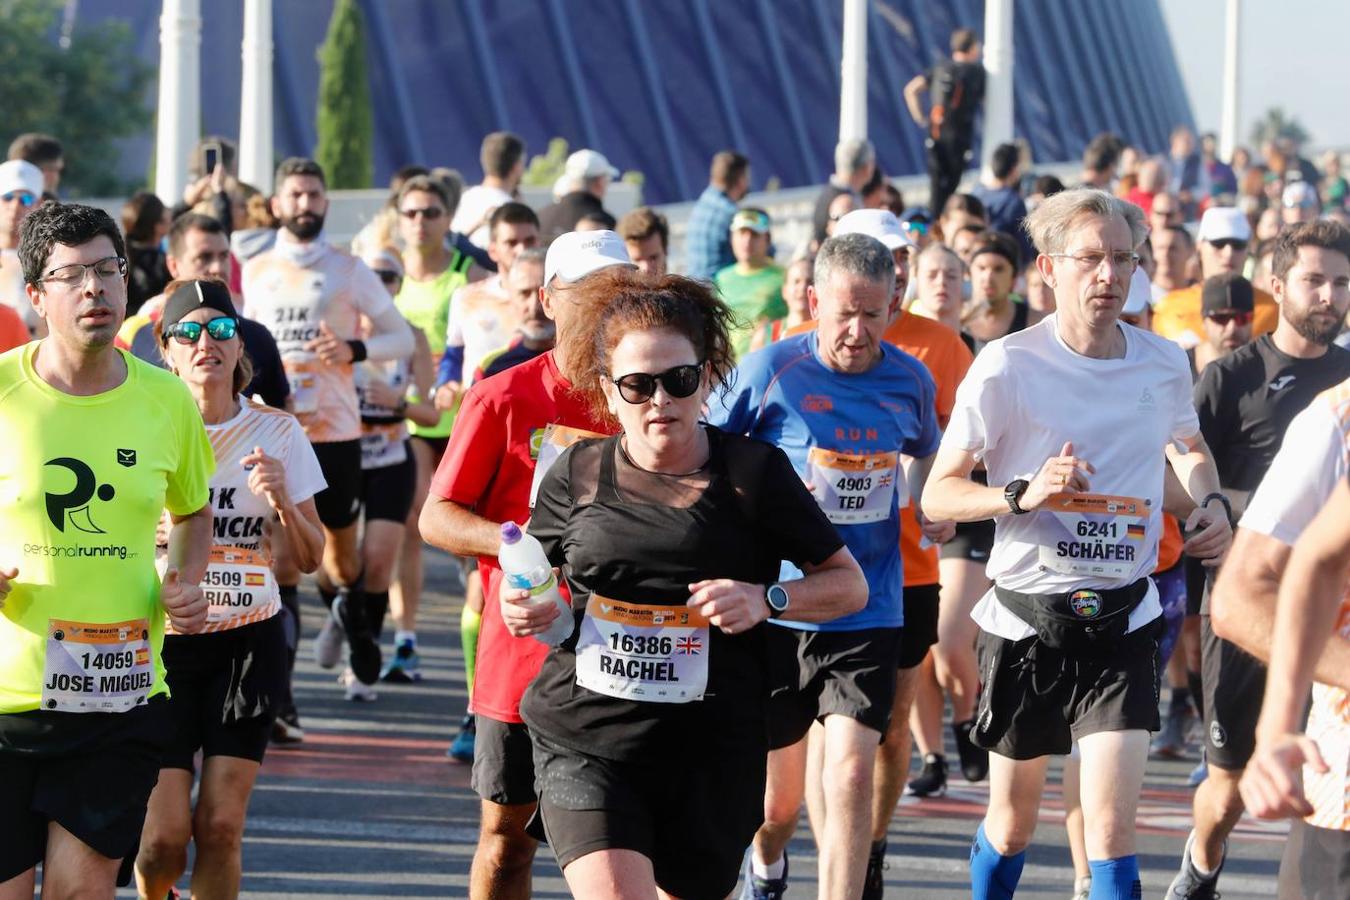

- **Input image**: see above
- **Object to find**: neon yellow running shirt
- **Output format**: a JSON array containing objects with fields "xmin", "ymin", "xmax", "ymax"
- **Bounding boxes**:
[{"xmin": 397, "ymin": 256, "xmax": 471, "ymax": 438}]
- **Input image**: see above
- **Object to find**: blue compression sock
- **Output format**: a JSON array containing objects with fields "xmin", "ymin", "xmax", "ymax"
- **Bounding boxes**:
[
  {"xmin": 970, "ymin": 822, "xmax": 1026, "ymax": 899},
  {"xmin": 1087, "ymin": 856, "xmax": 1141, "ymax": 899}
]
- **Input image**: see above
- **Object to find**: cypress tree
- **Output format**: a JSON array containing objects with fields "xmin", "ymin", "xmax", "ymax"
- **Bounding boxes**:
[{"xmin": 315, "ymin": 0, "xmax": 373, "ymax": 189}]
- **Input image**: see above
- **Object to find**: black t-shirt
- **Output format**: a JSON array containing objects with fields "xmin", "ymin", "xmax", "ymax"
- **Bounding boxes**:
[
  {"xmin": 519, "ymin": 428, "xmax": 843, "ymax": 763},
  {"xmin": 926, "ymin": 59, "xmax": 986, "ymax": 143},
  {"xmin": 1194, "ymin": 335, "xmax": 1350, "ymax": 491}
]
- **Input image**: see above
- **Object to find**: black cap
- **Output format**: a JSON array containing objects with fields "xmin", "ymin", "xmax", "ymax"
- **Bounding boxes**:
[
  {"xmin": 1201, "ymin": 273, "xmax": 1254, "ymax": 317},
  {"xmin": 161, "ymin": 280, "xmax": 239, "ymax": 334}
]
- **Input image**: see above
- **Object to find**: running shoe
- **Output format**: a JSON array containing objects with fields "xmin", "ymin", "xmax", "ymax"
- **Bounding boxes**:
[
  {"xmin": 381, "ymin": 640, "xmax": 422, "ymax": 683},
  {"xmin": 862, "ymin": 838, "xmax": 887, "ymax": 900},
  {"xmin": 313, "ymin": 600, "xmax": 344, "ymax": 669},
  {"xmin": 906, "ymin": 752, "xmax": 948, "ymax": 797},
  {"xmin": 447, "ymin": 715, "xmax": 475, "ymax": 762},
  {"xmin": 271, "ymin": 711, "xmax": 305, "ymax": 744},
  {"xmin": 342, "ymin": 668, "xmax": 378, "ymax": 702},
  {"xmin": 739, "ymin": 848, "xmax": 789, "ymax": 900},
  {"xmin": 1187, "ymin": 752, "xmax": 1209, "ymax": 788},
  {"xmin": 952, "ymin": 719, "xmax": 989, "ymax": 782},
  {"xmin": 1151, "ymin": 706, "xmax": 1195, "ymax": 759},
  {"xmin": 1164, "ymin": 830, "xmax": 1225, "ymax": 899},
  {"xmin": 1070, "ymin": 875, "xmax": 1092, "ymax": 900}
]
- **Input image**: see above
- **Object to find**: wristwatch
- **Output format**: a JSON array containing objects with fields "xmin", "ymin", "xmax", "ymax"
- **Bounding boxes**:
[
  {"xmin": 1004, "ymin": 479, "xmax": 1030, "ymax": 515},
  {"xmin": 766, "ymin": 583, "xmax": 790, "ymax": 619},
  {"xmin": 1200, "ymin": 491, "xmax": 1234, "ymax": 525}
]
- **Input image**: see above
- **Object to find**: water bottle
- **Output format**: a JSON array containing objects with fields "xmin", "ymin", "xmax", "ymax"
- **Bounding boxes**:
[{"xmin": 498, "ymin": 522, "xmax": 574, "ymax": 646}]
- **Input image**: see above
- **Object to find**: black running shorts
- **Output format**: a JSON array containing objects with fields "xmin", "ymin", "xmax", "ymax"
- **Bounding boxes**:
[
  {"xmin": 471, "ymin": 715, "xmax": 537, "ymax": 806},
  {"xmin": 939, "ymin": 518, "xmax": 995, "ymax": 562},
  {"xmin": 1200, "ymin": 614, "xmax": 1266, "ymax": 770},
  {"xmin": 897, "ymin": 583, "xmax": 941, "ymax": 669},
  {"xmin": 312, "ymin": 439, "xmax": 363, "ymax": 529},
  {"xmin": 361, "ymin": 444, "xmax": 416, "ymax": 524}
]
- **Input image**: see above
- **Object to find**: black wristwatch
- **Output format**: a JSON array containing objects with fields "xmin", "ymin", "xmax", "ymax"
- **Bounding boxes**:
[
  {"xmin": 1004, "ymin": 479, "xmax": 1030, "ymax": 515},
  {"xmin": 1199, "ymin": 491, "xmax": 1233, "ymax": 525},
  {"xmin": 766, "ymin": 583, "xmax": 790, "ymax": 619}
]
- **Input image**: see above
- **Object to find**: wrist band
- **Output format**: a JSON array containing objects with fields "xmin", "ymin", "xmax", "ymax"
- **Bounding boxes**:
[{"xmin": 347, "ymin": 340, "xmax": 368, "ymax": 362}]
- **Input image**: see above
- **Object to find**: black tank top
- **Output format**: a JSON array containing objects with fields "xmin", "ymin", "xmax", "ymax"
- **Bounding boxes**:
[{"xmin": 966, "ymin": 298, "xmax": 1031, "ymax": 356}]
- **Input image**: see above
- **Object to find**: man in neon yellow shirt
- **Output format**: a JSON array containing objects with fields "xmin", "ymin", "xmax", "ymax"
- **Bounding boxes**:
[
  {"xmin": 0, "ymin": 203, "xmax": 214, "ymax": 895},
  {"xmin": 714, "ymin": 207, "xmax": 788, "ymax": 357}
]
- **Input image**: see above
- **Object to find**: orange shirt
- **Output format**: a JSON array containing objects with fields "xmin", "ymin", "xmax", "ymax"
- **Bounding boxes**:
[
  {"xmin": 1152, "ymin": 283, "xmax": 1279, "ymax": 348},
  {"xmin": 1156, "ymin": 514, "xmax": 1183, "ymax": 573},
  {"xmin": 0, "ymin": 303, "xmax": 29, "ymax": 354},
  {"xmin": 786, "ymin": 313, "xmax": 974, "ymax": 586}
]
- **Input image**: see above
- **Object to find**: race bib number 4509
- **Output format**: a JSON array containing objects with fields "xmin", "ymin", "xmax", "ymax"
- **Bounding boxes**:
[{"xmin": 1037, "ymin": 493, "xmax": 1148, "ymax": 579}]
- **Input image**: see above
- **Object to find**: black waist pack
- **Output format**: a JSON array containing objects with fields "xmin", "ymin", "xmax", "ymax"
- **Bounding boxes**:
[{"xmin": 995, "ymin": 579, "xmax": 1148, "ymax": 654}]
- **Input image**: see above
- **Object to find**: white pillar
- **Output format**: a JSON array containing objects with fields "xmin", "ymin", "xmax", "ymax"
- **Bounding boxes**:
[
  {"xmin": 838, "ymin": 0, "xmax": 868, "ymax": 142},
  {"xmin": 153, "ymin": 0, "xmax": 201, "ymax": 205},
  {"xmin": 239, "ymin": 0, "xmax": 274, "ymax": 193},
  {"xmin": 980, "ymin": 0, "xmax": 1014, "ymax": 172},
  {"xmin": 1219, "ymin": 0, "xmax": 1241, "ymax": 162}
]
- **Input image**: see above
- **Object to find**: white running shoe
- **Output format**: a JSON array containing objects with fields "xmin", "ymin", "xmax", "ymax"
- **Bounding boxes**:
[
  {"xmin": 342, "ymin": 667, "xmax": 378, "ymax": 702},
  {"xmin": 313, "ymin": 600, "xmax": 345, "ymax": 669}
]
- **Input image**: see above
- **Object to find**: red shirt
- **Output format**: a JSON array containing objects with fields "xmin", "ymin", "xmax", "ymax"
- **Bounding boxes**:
[{"xmin": 429, "ymin": 351, "xmax": 613, "ymax": 723}]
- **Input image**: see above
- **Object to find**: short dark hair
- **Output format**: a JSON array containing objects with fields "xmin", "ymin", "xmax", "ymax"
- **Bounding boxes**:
[
  {"xmin": 951, "ymin": 28, "xmax": 979, "ymax": 53},
  {"xmin": 942, "ymin": 192, "xmax": 987, "ymax": 222},
  {"xmin": 396, "ymin": 175, "xmax": 451, "ymax": 211},
  {"xmin": 489, "ymin": 201, "xmax": 541, "ymax": 236},
  {"xmin": 990, "ymin": 143, "xmax": 1021, "ymax": 181},
  {"xmin": 167, "ymin": 212, "xmax": 226, "ymax": 260},
  {"xmin": 1033, "ymin": 174, "xmax": 1066, "ymax": 198},
  {"xmin": 392, "ymin": 164, "xmax": 429, "ymax": 187},
  {"xmin": 968, "ymin": 230, "xmax": 1021, "ymax": 270},
  {"xmin": 480, "ymin": 132, "xmax": 525, "ymax": 179},
  {"xmin": 1272, "ymin": 219, "xmax": 1350, "ymax": 282},
  {"xmin": 710, "ymin": 151, "xmax": 750, "ymax": 190},
  {"xmin": 19, "ymin": 203, "xmax": 127, "ymax": 287},
  {"xmin": 121, "ymin": 191, "xmax": 167, "ymax": 244},
  {"xmin": 274, "ymin": 157, "xmax": 326, "ymax": 190},
  {"xmin": 1154, "ymin": 224, "xmax": 1193, "ymax": 249},
  {"xmin": 7, "ymin": 132, "xmax": 63, "ymax": 167},
  {"xmin": 617, "ymin": 206, "xmax": 670, "ymax": 250},
  {"xmin": 1083, "ymin": 133, "xmax": 1123, "ymax": 173}
]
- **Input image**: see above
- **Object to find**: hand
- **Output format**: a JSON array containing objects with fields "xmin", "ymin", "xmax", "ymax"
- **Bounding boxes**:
[
  {"xmin": 182, "ymin": 174, "xmax": 212, "ymax": 206},
  {"xmin": 305, "ymin": 321, "xmax": 355, "ymax": 366},
  {"xmin": 1240, "ymin": 733, "xmax": 1328, "ymax": 819},
  {"xmin": 161, "ymin": 568, "xmax": 208, "ymax": 634},
  {"xmin": 500, "ymin": 568, "xmax": 563, "ymax": 638},
  {"xmin": 434, "ymin": 382, "xmax": 461, "ymax": 411},
  {"xmin": 1021, "ymin": 441, "xmax": 1095, "ymax": 510},
  {"xmin": 916, "ymin": 508, "xmax": 956, "ymax": 544},
  {"xmin": 155, "ymin": 512, "xmax": 172, "ymax": 548},
  {"xmin": 0, "ymin": 567, "xmax": 17, "ymax": 607},
  {"xmin": 1183, "ymin": 499, "xmax": 1233, "ymax": 567},
  {"xmin": 241, "ymin": 446, "xmax": 291, "ymax": 513},
  {"xmin": 687, "ymin": 579, "xmax": 770, "ymax": 635},
  {"xmin": 364, "ymin": 377, "xmax": 403, "ymax": 410}
]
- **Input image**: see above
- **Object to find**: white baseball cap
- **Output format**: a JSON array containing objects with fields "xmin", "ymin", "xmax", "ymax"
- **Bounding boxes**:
[
  {"xmin": 1196, "ymin": 207, "xmax": 1252, "ymax": 243},
  {"xmin": 564, "ymin": 149, "xmax": 620, "ymax": 181},
  {"xmin": 544, "ymin": 230, "xmax": 633, "ymax": 286},
  {"xmin": 1282, "ymin": 180, "xmax": 1319, "ymax": 210},
  {"xmin": 832, "ymin": 208, "xmax": 913, "ymax": 251},
  {"xmin": 0, "ymin": 160, "xmax": 43, "ymax": 199},
  {"xmin": 1122, "ymin": 267, "xmax": 1152, "ymax": 315}
]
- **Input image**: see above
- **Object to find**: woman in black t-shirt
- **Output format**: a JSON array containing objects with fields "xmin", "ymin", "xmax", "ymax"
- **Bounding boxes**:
[{"xmin": 502, "ymin": 274, "xmax": 867, "ymax": 899}]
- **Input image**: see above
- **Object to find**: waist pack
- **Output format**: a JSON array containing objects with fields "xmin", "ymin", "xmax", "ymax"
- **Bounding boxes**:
[{"xmin": 995, "ymin": 579, "xmax": 1148, "ymax": 654}]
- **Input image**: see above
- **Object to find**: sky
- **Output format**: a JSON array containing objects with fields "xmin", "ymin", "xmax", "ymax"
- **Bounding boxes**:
[{"xmin": 1158, "ymin": 0, "xmax": 1349, "ymax": 150}]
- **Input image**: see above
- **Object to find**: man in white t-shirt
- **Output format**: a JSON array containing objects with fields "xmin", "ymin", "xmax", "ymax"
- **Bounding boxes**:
[
  {"xmin": 923, "ymin": 189, "xmax": 1232, "ymax": 899},
  {"xmin": 451, "ymin": 132, "xmax": 525, "ymax": 249}
]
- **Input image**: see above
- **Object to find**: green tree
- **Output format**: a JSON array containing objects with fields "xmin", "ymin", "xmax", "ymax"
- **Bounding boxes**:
[
  {"xmin": 0, "ymin": 0, "xmax": 152, "ymax": 197},
  {"xmin": 314, "ymin": 0, "xmax": 374, "ymax": 189},
  {"xmin": 1250, "ymin": 107, "xmax": 1311, "ymax": 148}
]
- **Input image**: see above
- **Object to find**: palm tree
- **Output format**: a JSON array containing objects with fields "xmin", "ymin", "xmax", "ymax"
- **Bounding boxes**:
[{"xmin": 1249, "ymin": 107, "xmax": 1311, "ymax": 148}]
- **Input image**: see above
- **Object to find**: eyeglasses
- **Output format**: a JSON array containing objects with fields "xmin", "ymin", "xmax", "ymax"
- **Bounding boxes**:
[
  {"xmin": 1206, "ymin": 311, "xmax": 1253, "ymax": 327},
  {"xmin": 163, "ymin": 316, "xmax": 239, "ymax": 345},
  {"xmin": 400, "ymin": 207, "xmax": 444, "ymax": 220},
  {"xmin": 1049, "ymin": 250, "xmax": 1139, "ymax": 272},
  {"xmin": 40, "ymin": 256, "xmax": 127, "ymax": 288},
  {"xmin": 374, "ymin": 269, "xmax": 402, "ymax": 285},
  {"xmin": 1, "ymin": 190, "xmax": 35, "ymax": 206},
  {"xmin": 608, "ymin": 363, "xmax": 704, "ymax": 404},
  {"xmin": 1208, "ymin": 238, "xmax": 1248, "ymax": 252}
]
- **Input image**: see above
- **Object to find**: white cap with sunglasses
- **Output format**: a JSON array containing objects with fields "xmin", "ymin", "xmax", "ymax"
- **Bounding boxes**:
[
  {"xmin": 832, "ymin": 208, "xmax": 914, "ymax": 251},
  {"xmin": 1196, "ymin": 207, "xmax": 1252, "ymax": 244},
  {"xmin": 0, "ymin": 160, "xmax": 43, "ymax": 201},
  {"xmin": 544, "ymin": 230, "xmax": 633, "ymax": 286}
]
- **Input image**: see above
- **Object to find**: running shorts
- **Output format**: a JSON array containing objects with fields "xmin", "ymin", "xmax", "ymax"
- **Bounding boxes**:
[
  {"xmin": 471, "ymin": 715, "xmax": 536, "ymax": 806},
  {"xmin": 1278, "ymin": 818, "xmax": 1350, "ymax": 900},
  {"xmin": 312, "ymin": 439, "xmax": 363, "ymax": 529},
  {"xmin": 897, "ymin": 583, "xmax": 940, "ymax": 669},
  {"xmin": 361, "ymin": 443, "xmax": 416, "ymax": 524},
  {"xmin": 1201, "ymin": 614, "xmax": 1266, "ymax": 770},
  {"xmin": 940, "ymin": 518, "xmax": 994, "ymax": 562}
]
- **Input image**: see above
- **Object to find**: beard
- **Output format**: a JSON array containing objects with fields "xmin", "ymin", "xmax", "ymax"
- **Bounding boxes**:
[
  {"xmin": 1288, "ymin": 305, "xmax": 1343, "ymax": 346},
  {"xmin": 282, "ymin": 211, "xmax": 325, "ymax": 241},
  {"xmin": 520, "ymin": 319, "xmax": 556, "ymax": 343}
]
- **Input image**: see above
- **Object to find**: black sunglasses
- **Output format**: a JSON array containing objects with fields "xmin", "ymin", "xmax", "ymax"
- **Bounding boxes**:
[
  {"xmin": 609, "ymin": 363, "xmax": 704, "ymax": 404},
  {"xmin": 164, "ymin": 316, "xmax": 239, "ymax": 345},
  {"xmin": 374, "ymin": 269, "xmax": 402, "ymax": 285},
  {"xmin": 1209, "ymin": 238, "xmax": 1248, "ymax": 252}
]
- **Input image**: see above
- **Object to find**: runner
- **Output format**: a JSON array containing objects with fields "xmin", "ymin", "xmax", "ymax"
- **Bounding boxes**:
[
  {"xmin": 1167, "ymin": 219, "xmax": 1350, "ymax": 899},
  {"xmin": 508, "ymin": 272, "xmax": 867, "ymax": 900},
  {"xmin": 0, "ymin": 203, "xmax": 214, "ymax": 895},
  {"xmin": 240, "ymin": 157, "xmax": 414, "ymax": 693},
  {"xmin": 133, "ymin": 279, "xmax": 325, "ymax": 898},
  {"xmin": 710, "ymin": 233, "xmax": 942, "ymax": 900},
  {"xmin": 418, "ymin": 230, "xmax": 631, "ymax": 899},
  {"xmin": 922, "ymin": 188, "xmax": 1231, "ymax": 899},
  {"xmin": 470, "ymin": 247, "xmax": 550, "ymax": 381}
]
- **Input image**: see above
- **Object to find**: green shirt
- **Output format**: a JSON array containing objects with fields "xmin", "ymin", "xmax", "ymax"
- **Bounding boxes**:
[
  {"xmin": 714, "ymin": 263, "xmax": 788, "ymax": 357},
  {"xmin": 396, "ymin": 257, "xmax": 470, "ymax": 438}
]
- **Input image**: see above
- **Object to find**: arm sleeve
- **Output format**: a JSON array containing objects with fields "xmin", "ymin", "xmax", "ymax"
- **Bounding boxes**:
[
  {"xmin": 753, "ymin": 444, "xmax": 844, "ymax": 569},
  {"xmin": 529, "ymin": 445, "xmax": 576, "ymax": 567},
  {"xmin": 427, "ymin": 387, "xmax": 505, "ymax": 507},
  {"xmin": 165, "ymin": 388, "xmax": 215, "ymax": 516},
  {"xmin": 1240, "ymin": 401, "xmax": 1346, "ymax": 545},
  {"xmin": 438, "ymin": 345, "xmax": 466, "ymax": 387}
]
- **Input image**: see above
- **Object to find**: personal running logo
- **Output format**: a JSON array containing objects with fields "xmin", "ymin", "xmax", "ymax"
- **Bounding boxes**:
[{"xmin": 44, "ymin": 457, "xmax": 116, "ymax": 534}]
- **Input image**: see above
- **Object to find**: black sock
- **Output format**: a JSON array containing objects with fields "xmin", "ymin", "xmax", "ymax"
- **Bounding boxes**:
[
  {"xmin": 368, "ymin": 590, "xmax": 390, "ymax": 643},
  {"xmin": 1187, "ymin": 670, "xmax": 1204, "ymax": 720},
  {"xmin": 1168, "ymin": 685, "xmax": 1192, "ymax": 718},
  {"xmin": 278, "ymin": 584, "xmax": 300, "ymax": 717},
  {"xmin": 318, "ymin": 584, "xmax": 337, "ymax": 610}
]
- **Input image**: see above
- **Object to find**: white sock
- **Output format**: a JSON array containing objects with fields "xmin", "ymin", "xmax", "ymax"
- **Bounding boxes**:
[
  {"xmin": 751, "ymin": 854, "xmax": 785, "ymax": 880},
  {"xmin": 395, "ymin": 630, "xmax": 416, "ymax": 647}
]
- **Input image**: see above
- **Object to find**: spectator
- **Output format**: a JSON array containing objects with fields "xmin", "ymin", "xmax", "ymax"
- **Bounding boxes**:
[
  {"xmin": 937, "ymin": 192, "xmax": 987, "ymax": 244},
  {"xmin": 1078, "ymin": 132, "xmax": 1123, "ymax": 190},
  {"xmin": 0, "ymin": 159, "xmax": 44, "ymax": 334},
  {"xmin": 860, "ymin": 166, "xmax": 889, "ymax": 209},
  {"xmin": 617, "ymin": 206, "xmax": 669, "ymax": 276},
  {"xmin": 1126, "ymin": 156, "xmax": 1169, "ymax": 217},
  {"xmin": 231, "ymin": 187, "xmax": 280, "ymax": 265},
  {"xmin": 6, "ymin": 132, "xmax": 64, "ymax": 194},
  {"xmin": 1282, "ymin": 181, "xmax": 1321, "ymax": 228},
  {"xmin": 685, "ymin": 150, "xmax": 751, "ymax": 280},
  {"xmin": 811, "ymin": 138, "xmax": 875, "ymax": 244},
  {"xmin": 452, "ymin": 131, "xmax": 525, "ymax": 248},
  {"xmin": 904, "ymin": 27, "xmax": 987, "ymax": 218},
  {"xmin": 1168, "ymin": 125, "xmax": 1209, "ymax": 217},
  {"xmin": 537, "ymin": 149, "xmax": 619, "ymax": 243},
  {"xmin": 120, "ymin": 191, "xmax": 172, "ymax": 315},
  {"xmin": 1150, "ymin": 224, "xmax": 1195, "ymax": 299},
  {"xmin": 1026, "ymin": 173, "xmax": 1066, "ymax": 211},
  {"xmin": 714, "ymin": 207, "xmax": 786, "ymax": 357},
  {"xmin": 1320, "ymin": 150, "xmax": 1347, "ymax": 211},
  {"xmin": 971, "ymin": 142, "xmax": 1030, "ymax": 263},
  {"xmin": 1201, "ymin": 132, "xmax": 1238, "ymax": 198}
]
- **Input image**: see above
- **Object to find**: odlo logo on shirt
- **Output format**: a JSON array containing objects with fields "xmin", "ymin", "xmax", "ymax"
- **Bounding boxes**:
[{"xmin": 44, "ymin": 457, "xmax": 118, "ymax": 534}]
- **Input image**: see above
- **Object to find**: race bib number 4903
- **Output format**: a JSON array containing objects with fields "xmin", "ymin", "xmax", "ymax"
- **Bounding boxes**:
[
  {"xmin": 41, "ymin": 618, "xmax": 153, "ymax": 712},
  {"xmin": 574, "ymin": 597, "xmax": 710, "ymax": 704},
  {"xmin": 806, "ymin": 448, "xmax": 900, "ymax": 524},
  {"xmin": 1037, "ymin": 493, "xmax": 1148, "ymax": 579}
]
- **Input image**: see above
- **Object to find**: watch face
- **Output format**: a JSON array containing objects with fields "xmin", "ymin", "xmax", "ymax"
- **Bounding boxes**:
[{"xmin": 767, "ymin": 585, "xmax": 789, "ymax": 611}]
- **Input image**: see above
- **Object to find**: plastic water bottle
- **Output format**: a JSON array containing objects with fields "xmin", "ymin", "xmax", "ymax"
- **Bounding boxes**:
[{"xmin": 498, "ymin": 522, "xmax": 574, "ymax": 646}]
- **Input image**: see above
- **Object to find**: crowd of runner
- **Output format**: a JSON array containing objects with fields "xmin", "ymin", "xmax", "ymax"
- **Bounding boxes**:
[{"xmin": 2, "ymin": 26, "xmax": 1350, "ymax": 899}]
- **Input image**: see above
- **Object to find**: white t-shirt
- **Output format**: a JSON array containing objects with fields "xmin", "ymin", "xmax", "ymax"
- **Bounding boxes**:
[
  {"xmin": 451, "ymin": 185, "xmax": 513, "ymax": 248},
  {"xmin": 0, "ymin": 249, "xmax": 36, "ymax": 331},
  {"xmin": 446, "ymin": 276, "xmax": 517, "ymax": 385},
  {"xmin": 941, "ymin": 315, "xmax": 1199, "ymax": 639}
]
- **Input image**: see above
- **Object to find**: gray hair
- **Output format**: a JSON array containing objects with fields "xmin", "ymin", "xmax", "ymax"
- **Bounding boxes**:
[
  {"xmin": 1023, "ymin": 188, "xmax": 1148, "ymax": 255},
  {"xmin": 834, "ymin": 138, "xmax": 875, "ymax": 176},
  {"xmin": 814, "ymin": 233, "xmax": 895, "ymax": 297}
]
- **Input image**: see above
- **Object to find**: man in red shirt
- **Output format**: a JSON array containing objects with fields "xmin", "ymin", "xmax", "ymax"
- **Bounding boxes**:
[{"xmin": 419, "ymin": 230, "xmax": 632, "ymax": 900}]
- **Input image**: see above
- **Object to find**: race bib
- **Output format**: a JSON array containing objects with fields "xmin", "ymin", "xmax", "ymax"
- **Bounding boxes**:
[
  {"xmin": 196, "ymin": 546, "xmax": 276, "ymax": 629},
  {"xmin": 1036, "ymin": 493, "xmax": 1149, "ymax": 579},
  {"xmin": 528, "ymin": 424, "xmax": 607, "ymax": 508},
  {"xmin": 284, "ymin": 356, "xmax": 321, "ymax": 415},
  {"xmin": 806, "ymin": 448, "xmax": 900, "ymax": 524},
  {"xmin": 41, "ymin": 618, "xmax": 154, "ymax": 712},
  {"xmin": 574, "ymin": 596, "xmax": 710, "ymax": 704},
  {"xmin": 360, "ymin": 424, "xmax": 407, "ymax": 469}
]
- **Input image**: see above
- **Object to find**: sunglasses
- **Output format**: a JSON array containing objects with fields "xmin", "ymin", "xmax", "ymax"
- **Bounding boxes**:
[
  {"xmin": 1206, "ymin": 311, "xmax": 1253, "ymax": 327},
  {"xmin": 903, "ymin": 221, "xmax": 929, "ymax": 235},
  {"xmin": 164, "ymin": 316, "xmax": 239, "ymax": 345},
  {"xmin": 400, "ymin": 207, "xmax": 444, "ymax": 220},
  {"xmin": 609, "ymin": 363, "xmax": 704, "ymax": 404},
  {"xmin": 1208, "ymin": 238, "xmax": 1248, "ymax": 252},
  {"xmin": 1, "ymin": 190, "xmax": 36, "ymax": 207},
  {"xmin": 374, "ymin": 269, "xmax": 402, "ymax": 285}
]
